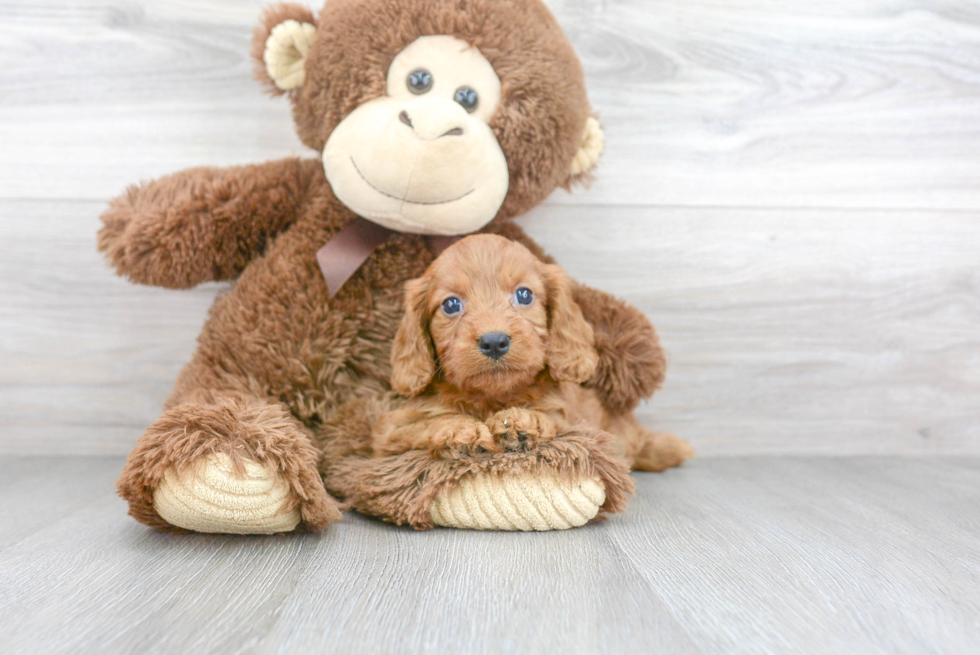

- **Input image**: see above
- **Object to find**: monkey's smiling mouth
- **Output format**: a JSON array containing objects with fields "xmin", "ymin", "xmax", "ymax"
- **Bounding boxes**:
[{"xmin": 350, "ymin": 157, "xmax": 476, "ymax": 206}]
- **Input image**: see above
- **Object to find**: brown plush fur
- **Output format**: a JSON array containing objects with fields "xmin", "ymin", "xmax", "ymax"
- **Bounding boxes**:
[
  {"xmin": 104, "ymin": 0, "xmax": 670, "ymax": 532},
  {"xmin": 371, "ymin": 235, "xmax": 693, "ymax": 471},
  {"xmin": 578, "ymin": 285, "xmax": 668, "ymax": 414},
  {"xmin": 99, "ymin": 158, "xmax": 324, "ymax": 289}
]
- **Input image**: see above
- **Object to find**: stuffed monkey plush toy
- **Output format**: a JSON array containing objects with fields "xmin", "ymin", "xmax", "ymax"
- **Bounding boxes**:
[{"xmin": 101, "ymin": 0, "xmax": 680, "ymax": 534}]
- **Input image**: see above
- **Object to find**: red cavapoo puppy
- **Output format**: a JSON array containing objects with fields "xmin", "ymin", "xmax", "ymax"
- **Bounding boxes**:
[{"xmin": 373, "ymin": 234, "xmax": 694, "ymax": 471}]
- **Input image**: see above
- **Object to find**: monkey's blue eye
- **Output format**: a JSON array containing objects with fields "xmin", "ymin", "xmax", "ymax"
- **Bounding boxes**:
[
  {"xmin": 454, "ymin": 86, "xmax": 479, "ymax": 113},
  {"xmin": 408, "ymin": 69, "xmax": 433, "ymax": 95},
  {"xmin": 442, "ymin": 297, "xmax": 463, "ymax": 316},
  {"xmin": 515, "ymin": 287, "xmax": 534, "ymax": 306}
]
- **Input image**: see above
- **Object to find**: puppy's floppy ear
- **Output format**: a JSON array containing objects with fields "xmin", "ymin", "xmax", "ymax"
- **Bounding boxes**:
[
  {"xmin": 544, "ymin": 264, "xmax": 599, "ymax": 383},
  {"xmin": 390, "ymin": 277, "xmax": 435, "ymax": 397},
  {"xmin": 251, "ymin": 4, "xmax": 317, "ymax": 95}
]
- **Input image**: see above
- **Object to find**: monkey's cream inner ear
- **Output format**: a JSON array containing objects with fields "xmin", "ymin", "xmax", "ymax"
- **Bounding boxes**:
[
  {"xmin": 569, "ymin": 117, "xmax": 604, "ymax": 176},
  {"xmin": 264, "ymin": 19, "xmax": 316, "ymax": 91}
]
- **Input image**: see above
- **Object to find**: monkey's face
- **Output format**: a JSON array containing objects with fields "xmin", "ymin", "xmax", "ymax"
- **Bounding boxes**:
[
  {"xmin": 322, "ymin": 36, "xmax": 508, "ymax": 236},
  {"xmin": 255, "ymin": 0, "xmax": 603, "ymax": 233}
]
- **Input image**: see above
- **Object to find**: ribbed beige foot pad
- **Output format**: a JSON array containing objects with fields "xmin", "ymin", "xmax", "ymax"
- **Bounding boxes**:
[
  {"xmin": 153, "ymin": 453, "xmax": 301, "ymax": 534},
  {"xmin": 430, "ymin": 473, "xmax": 606, "ymax": 531}
]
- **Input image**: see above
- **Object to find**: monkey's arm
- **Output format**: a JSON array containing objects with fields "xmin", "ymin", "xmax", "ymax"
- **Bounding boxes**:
[
  {"xmin": 98, "ymin": 157, "xmax": 325, "ymax": 289},
  {"xmin": 571, "ymin": 284, "xmax": 666, "ymax": 414},
  {"xmin": 487, "ymin": 221, "xmax": 666, "ymax": 414}
]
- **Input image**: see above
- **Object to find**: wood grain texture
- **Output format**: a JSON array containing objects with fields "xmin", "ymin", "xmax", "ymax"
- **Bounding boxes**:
[
  {"xmin": 3, "ymin": 200, "xmax": 977, "ymax": 455},
  {"xmin": 1, "ymin": 455, "xmax": 978, "ymax": 654},
  {"xmin": 0, "ymin": 0, "xmax": 978, "ymax": 207},
  {"xmin": 0, "ymin": 2, "xmax": 978, "ymax": 455},
  {"xmin": 523, "ymin": 204, "xmax": 980, "ymax": 455}
]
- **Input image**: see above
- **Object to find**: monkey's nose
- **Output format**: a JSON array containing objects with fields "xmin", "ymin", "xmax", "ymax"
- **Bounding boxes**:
[
  {"xmin": 478, "ymin": 332, "xmax": 511, "ymax": 360},
  {"xmin": 398, "ymin": 107, "xmax": 466, "ymax": 139}
]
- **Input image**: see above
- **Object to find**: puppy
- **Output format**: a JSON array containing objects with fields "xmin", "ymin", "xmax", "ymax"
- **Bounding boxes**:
[{"xmin": 373, "ymin": 234, "xmax": 694, "ymax": 471}]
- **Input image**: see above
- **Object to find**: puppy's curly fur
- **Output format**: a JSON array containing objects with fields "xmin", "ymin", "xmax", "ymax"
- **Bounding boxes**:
[{"xmin": 374, "ymin": 234, "xmax": 694, "ymax": 471}]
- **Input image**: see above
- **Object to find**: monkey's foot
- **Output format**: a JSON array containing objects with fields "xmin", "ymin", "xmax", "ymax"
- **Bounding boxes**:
[
  {"xmin": 118, "ymin": 399, "xmax": 342, "ymax": 534},
  {"xmin": 430, "ymin": 471, "xmax": 606, "ymax": 531},
  {"xmin": 153, "ymin": 454, "xmax": 302, "ymax": 534}
]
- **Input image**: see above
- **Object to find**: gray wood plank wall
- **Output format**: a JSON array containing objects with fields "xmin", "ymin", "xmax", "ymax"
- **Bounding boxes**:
[{"xmin": 1, "ymin": 0, "xmax": 978, "ymax": 456}]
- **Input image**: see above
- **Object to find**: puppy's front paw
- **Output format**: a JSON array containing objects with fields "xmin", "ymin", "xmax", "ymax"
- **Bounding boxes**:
[
  {"xmin": 485, "ymin": 408, "xmax": 558, "ymax": 452},
  {"xmin": 432, "ymin": 420, "xmax": 497, "ymax": 457}
]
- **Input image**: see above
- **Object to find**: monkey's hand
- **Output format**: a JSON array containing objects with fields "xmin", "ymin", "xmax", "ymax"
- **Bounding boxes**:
[
  {"xmin": 574, "ymin": 284, "xmax": 666, "ymax": 414},
  {"xmin": 98, "ymin": 158, "xmax": 323, "ymax": 288}
]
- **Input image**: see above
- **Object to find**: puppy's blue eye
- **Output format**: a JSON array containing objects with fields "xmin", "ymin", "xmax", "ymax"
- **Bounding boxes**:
[
  {"xmin": 442, "ymin": 297, "xmax": 463, "ymax": 316},
  {"xmin": 515, "ymin": 287, "xmax": 534, "ymax": 306}
]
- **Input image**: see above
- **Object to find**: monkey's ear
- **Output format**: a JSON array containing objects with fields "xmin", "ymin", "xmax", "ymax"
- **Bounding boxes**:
[
  {"xmin": 544, "ymin": 265, "xmax": 600, "ymax": 383},
  {"xmin": 568, "ymin": 117, "xmax": 605, "ymax": 181},
  {"xmin": 390, "ymin": 278, "xmax": 436, "ymax": 397},
  {"xmin": 251, "ymin": 4, "xmax": 317, "ymax": 95}
]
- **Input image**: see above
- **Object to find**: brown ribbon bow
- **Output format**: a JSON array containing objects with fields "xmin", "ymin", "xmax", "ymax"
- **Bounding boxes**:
[{"xmin": 316, "ymin": 216, "xmax": 462, "ymax": 298}]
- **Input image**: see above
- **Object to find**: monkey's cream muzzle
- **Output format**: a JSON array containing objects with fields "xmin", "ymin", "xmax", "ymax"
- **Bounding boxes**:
[
  {"xmin": 323, "ymin": 94, "xmax": 508, "ymax": 235},
  {"xmin": 322, "ymin": 35, "xmax": 509, "ymax": 235}
]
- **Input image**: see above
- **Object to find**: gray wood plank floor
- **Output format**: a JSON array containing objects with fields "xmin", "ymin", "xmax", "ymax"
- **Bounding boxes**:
[{"xmin": 1, "ymin": 455, "xmax": 978, "ymax": 654}]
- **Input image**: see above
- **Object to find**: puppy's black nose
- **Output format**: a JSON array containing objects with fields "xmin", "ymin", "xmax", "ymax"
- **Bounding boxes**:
[{"xmin": 478, "ymin": 332, "xmax": 510, "ymax": 360}]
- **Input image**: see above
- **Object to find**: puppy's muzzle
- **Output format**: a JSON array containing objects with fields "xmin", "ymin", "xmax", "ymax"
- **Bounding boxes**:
[{"xmin": 478, "ymin": 331, "xmax": 510, "ymax": 360}]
